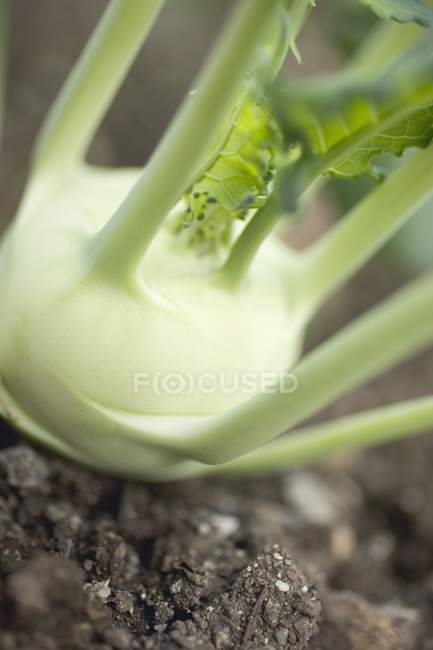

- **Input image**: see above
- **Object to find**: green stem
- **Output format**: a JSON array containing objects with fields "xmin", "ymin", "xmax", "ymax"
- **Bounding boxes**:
[
  {"xmin": 220, "ymin": 142, "xmax": 433, "ymax": 297},
  {"xmin": 33, "ymin": 0, "xmax": 165, "ymax": 172},
  {"xmin": 186, "ymin": 269, "xmax": 433, "ymax": 464},
  {"xmin": 216, "ymin": 2, "xmax": 318, "ymax": 291},
  {"xmin": 219, "ymin": 199, "xmax": 283, "ymax": 290},
  {"xmin": 281, "ymin": 0, "xmax": 315, "ymax": 63},
  {"xmin": 89, "ymin": 0, "xmax": 280, "ymax": 285},
  {"xmin": 352, "ymin": 17, "xmax": 422, "ymax": 75},
  {"xmin": 297, "ymin": 146, "xmax": 433, "ymax": 313},
  {"xmin": 210, "ymin": 396, "xmax": 433, "ymax": 476}
]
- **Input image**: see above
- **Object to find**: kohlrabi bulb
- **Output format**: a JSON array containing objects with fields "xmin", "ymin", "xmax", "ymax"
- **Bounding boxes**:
[{"xmin": 0, "ymin": 168, "xmax": 303, "ymax": 478}]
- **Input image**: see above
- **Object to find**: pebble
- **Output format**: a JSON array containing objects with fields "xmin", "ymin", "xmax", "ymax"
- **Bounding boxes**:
[
  {"xmin": 198, "ymin": 522, "xmax": 211, "ymax": 535},
  {"xmin": 275, "ymin": 628, "xmax": 289, "ymax": 647},
  {"xmin": 0, "ymin": 446, "xmax": 50, "ymax": 491},
  {"xmin": 283, "ymin": 470, "xmax": 361, "ymax": 526},
  {"xmin": 115, "ymin": 590, "xmax": 134, "ymax": 614},
  {"xmin": 330, "ymin": 524, "xmax": 356, "ymax": 561},
  {"xmin": 283, "ymin": 472, "xmax": 340, "ymax": 526},
  {"xmin": 154, "ymin": 624, "xmax": 167, "ymax": 633},
  {"xmin": 210, "ymin": 513, "xmax": 239, "ymax": 538},
  {"xmin": 170, "ymin": 579, "xmax": 183, "ymax": 595},
  {"xmin": 87, "ymin": 579, "xmax": 111, "ymax": 603}
]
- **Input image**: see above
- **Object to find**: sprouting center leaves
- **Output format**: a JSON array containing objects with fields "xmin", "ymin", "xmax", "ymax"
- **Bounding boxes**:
[
  {"xmin": 174, "ymin": 97, "xmax": 284, "ymax": 255},
  {"xmin": 173, "ymin": 2, "xmax": 303, "ymax": 254}
]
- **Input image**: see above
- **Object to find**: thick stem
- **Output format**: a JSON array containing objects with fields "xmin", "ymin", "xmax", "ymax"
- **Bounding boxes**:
[
  {"xmin": 210, "ymin": 396, "xmax": 433, "ymax": 476},
  {"xmin": 219, "ymin": 199, "xmax": 283, "ymax": 290},
  {"xmin": 296, "ymin": 146, "xmax": 433, "ymax": 313},
  {"xmin": 89, "ymin": 0, "xmax": 280, "ymax": 285},
  {"xmin": 185, "ymin": 269, "xmax": 433, "ymax": 464},
  {"xmin": 33, "ymin": 0, "xmax": 165, "ymax": 172}
]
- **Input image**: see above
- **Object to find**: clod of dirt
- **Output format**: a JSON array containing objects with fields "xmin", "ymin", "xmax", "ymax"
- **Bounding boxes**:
[
  {"xmin": 152, "ymin": 544, "xmax": 321, "ymax": 650},
  {"xmin": 6, "ymin": 553, "xmax": 84, "ymax": 629},
  {"xmin": 2, "ymin": 552, "xmax": 122, "ymax": 649},
  {"xmin": 310, "ymin": 591, "xmax": 417, "ymax": 650}
]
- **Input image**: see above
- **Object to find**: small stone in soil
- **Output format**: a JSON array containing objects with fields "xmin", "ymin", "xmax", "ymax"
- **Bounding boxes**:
[{"xmin": 0, "ymin": 445, "xmax": 50, "ymax": 492}]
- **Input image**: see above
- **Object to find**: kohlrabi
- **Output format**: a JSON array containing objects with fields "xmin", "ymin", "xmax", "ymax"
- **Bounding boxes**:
[{"xmin": 1, "ymin": 0, "xmax": 433, "ymax": 480}]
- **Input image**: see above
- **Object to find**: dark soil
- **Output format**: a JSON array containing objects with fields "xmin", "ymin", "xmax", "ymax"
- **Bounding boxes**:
[{"xmin": 0, "ymin": 422, "xmax": 432, "ymax": 650}]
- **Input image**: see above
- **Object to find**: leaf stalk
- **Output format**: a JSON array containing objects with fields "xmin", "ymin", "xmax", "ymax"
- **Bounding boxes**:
[{"xmin": 33, "ymin": 0, "xmax": 165, "ymax": 172}]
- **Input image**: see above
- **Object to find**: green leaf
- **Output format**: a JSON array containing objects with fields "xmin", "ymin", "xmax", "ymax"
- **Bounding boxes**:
[
  {"xmin": 173, "ymin": 1, "xmax": 313, "ymax": 254},
  {"xmin": 174, "ymin": 96, "xmax": 284, "ymax": 254},
  {"xmin": 333, "ymin": 104, "xmax": 433, "ymax": 178},
  {"xmin": 172, "ymin": 0, "xmax": 318, "ymax": 253},
  {"xmin": 186, "ymin": 5, "xmax": 291, "ymax": 206},
  {"xmin": 271, "ymin": 43, "xmax": 433, "ymax": 210},
  {"xmin": 358, "ymin": 0, "xmax": 433, "ymax": 27}
]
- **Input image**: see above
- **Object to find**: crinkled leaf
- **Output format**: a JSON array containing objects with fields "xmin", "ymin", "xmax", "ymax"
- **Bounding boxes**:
[
  {"xmin": 333, "ymin": 104, "xmax": 433, "ymax": 177},
  {"xmin": 174, "ymin": 0, "xmax": 319, "ymax": 253},
  {"xmin": 175, "ymin": 1, "xmax": 316, "ymax": 254},
  {"xmin": 271, "ymin": 44, "xmax": 433, "ymax": 211},
  {"xmin": 174, "ymin": 98, "xmax": 283, "ymax": 254},
  {"xmin": 188, "ymin": 5, "xmax": 291, "ymax": 201},
  {"xmin": 358, "ymin": 0, "xmax": 433, "ymax": 26}
]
